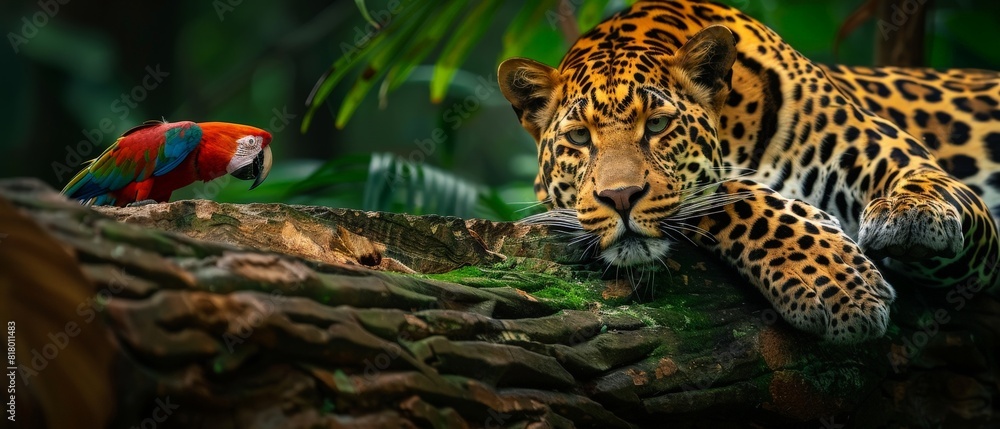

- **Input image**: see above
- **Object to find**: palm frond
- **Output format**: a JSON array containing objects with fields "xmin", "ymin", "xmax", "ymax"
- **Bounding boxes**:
[
  {"xmin": 303, "ymin": 1, "xmax": 618, "ymax": 131},
  {"xmin": 289, "ymin": 152, "xmax": 529, "ymax": 220},
  {"xmin": 429, "ymin": 0, "xmax": 504, "ymax": 103}
]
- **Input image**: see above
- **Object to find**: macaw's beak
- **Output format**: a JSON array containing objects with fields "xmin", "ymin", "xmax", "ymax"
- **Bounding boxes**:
[{"xmin": 231, "ymin": 146, "xmax": 273, "ymax": 190}]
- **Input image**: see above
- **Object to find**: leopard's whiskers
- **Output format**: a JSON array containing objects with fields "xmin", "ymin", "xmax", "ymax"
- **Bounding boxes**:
[
  {"xmin": 512, "ymin": 197, "xmax": 552, "ymax": 214},
  {"xmin": 518, "ymin": 208, "xmax": 583, "ymax": 230},
  {"xmin": 672, "ymin": 193, "xmax": 750, "ymax": 217},
  {"xmin": 519, "ymin": 208, "xmax": 603, "ymax": 259},
  {"xmin": 661, "ymin": 222, "xmax": 716, "ymax": 243}
]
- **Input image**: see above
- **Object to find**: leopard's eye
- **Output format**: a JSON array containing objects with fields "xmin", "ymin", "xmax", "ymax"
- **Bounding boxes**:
[
  {"xmin": 566, "ymin": 128, "xmax": 591, "ymax": 145},
  {"xmin": 645, "ymin": 116, "xmax": 669, "ymax": 134}
]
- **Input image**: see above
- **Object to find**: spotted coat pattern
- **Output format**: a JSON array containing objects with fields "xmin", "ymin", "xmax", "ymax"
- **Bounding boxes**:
[{"xmin": 498, "ymin": 0, "xmax": 999, "ymax": 342}]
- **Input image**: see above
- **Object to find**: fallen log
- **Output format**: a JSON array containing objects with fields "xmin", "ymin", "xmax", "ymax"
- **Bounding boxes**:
[{"xmin": 0, "ymin": 177, "xmax": 995, "ymax": 428}]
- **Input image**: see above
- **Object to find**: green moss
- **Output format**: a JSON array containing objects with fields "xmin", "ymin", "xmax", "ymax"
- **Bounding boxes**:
[
  {"xmin": 423, "ymin": 259, "xmax": 611, "ymax": 310},
  {"xmin": 175, "ymin": 213, "xmax": 195, "ymax": 228},
  {"xmin": 207, "ymin": 213, "xmax": 240, "ymax": 226},
  {"xmin": 333, "ymin": 369, "xmax": 355, "ymax": 394},
  {"xmin": 800, "ymin": 362, "xmax": 865, "ymax": 396},
  {"xmin": 793, "ymin": 343, "xmax": 883, "ymax": 398},
  {"xmin": 529, "ymin": 282, "xmax": 597, "ymax": 310},
  {"xmin": 321, "ymin": 398, "xmax": 335, "ymax": 414},
  {"xmin": 620, "ymin": 294, "xmax": 715, "ymax": 331},
  {"xmin": 175, "ymin": 212, "xmax": 239, "ymax": 230},
  {"xmin": 424, "ymin": 266, "xmax": 490, "ymax": 285},
  {"xmin": 423, "ymin": 259, "xmax": 721, "ymax": 332}
]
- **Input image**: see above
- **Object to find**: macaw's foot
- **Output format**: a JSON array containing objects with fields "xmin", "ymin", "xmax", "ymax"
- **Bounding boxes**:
[{"xmin": 125, "ymin": 199, "xmax": 159, "ymax": 207}]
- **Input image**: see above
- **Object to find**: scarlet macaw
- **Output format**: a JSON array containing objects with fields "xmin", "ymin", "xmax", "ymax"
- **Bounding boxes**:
[{"xmin": 62, "ymin": 120, "xmax": 273, "ymax": 206}]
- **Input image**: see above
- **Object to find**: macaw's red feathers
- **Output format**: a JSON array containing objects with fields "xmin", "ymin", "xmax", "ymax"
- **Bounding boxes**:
[
  {"xmin": 61, "ymin": 120, "xmax": 272, "ymax": 206},
  {"xmin": 62, "ymin": 121, "xmax": 202, "ymax": 204}
]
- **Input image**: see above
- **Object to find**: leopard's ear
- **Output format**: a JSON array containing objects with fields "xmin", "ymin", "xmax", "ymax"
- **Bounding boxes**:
[
  {"xmin": 498, "ymin": 58, "xmax": 561, "ymax": 142},
  {"xmin": 674, "ymin": 25, "xmax": 737, "ymax": 110}
]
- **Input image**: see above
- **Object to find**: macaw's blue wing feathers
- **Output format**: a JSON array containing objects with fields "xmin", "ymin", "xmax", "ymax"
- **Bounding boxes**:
[{"xmin": 154, "ymin": 124, "xmax": 203, "ymax": 176}]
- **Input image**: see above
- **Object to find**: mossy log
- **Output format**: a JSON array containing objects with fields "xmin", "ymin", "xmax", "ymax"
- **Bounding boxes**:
[{"xmin": 0, "ymin": 177, "xmax": 996, "ymax": 429}]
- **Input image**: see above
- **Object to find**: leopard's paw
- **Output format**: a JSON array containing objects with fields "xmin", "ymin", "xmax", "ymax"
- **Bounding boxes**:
[
  {"xmin": 766, "ymin": 231, "xmax": 896, "ymax": 343},
  {"xmin": 858, "ymin": 194, "xmax": 963, "ymax": 261}
]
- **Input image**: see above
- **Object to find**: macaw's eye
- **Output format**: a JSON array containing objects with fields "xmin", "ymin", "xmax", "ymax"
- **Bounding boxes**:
[
  {"xmin": 567, "ymin": 128, "xmax": 591, "ymax": 145},
  {"xmin": 645, "ymin": 116, "xmax": 669, "ymax": 134}
]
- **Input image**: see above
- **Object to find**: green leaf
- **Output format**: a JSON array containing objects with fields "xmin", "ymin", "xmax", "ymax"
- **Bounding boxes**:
[
  {"xmin": 430, "ymin": 0, "xmax": 504, "ymax": 102},
  {"xmin": 356, "ymin": 153, "xmax": 484, "ymax": 216},
  {"xmin": 576, "ymin": 0, "xmax": 610, "ymax": 32},
  {"xmin": 302, "ymin": 69, "xmax": 370, "ymax": 133},
  {"xmin": 363, "ymin": 152, "xmax": 394, "ymax": 210},
  {"xmin": 354, "ymin": 0, "xmax": 380, "ymax": 30},
  {"xmin": 500, "ymin": 0, "xmax": 559, "ymax": 61},
  {"xmin": 301, "ymin": 0, "xmax": 430, "ymax": 132},
  {"xmin": 335, "ymin": 3, "xmax": 433, "ymax": 128},
  {"xmin": 301, "ymin": 38, "xmax": 383, "ymax": 133},
  {"xmin": 383, "ymin": 1, "xmax": 470, "ymax": 93}
]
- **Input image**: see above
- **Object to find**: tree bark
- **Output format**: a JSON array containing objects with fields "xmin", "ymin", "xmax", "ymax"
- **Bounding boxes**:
[{"xmin": 0, "ymin": 177, "xmax": 996, "ymax": 428}]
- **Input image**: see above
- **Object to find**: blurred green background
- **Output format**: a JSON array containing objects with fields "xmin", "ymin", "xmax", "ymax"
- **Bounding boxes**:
[{"xmin": 2, "ymin": 0, "xmax": 998, "ymax": 220}]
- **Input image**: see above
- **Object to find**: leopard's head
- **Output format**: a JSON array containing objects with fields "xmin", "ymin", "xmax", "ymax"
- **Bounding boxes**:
[{"xmin": 499, "ymin": 25, "xmax": 737, "ymax": 266}]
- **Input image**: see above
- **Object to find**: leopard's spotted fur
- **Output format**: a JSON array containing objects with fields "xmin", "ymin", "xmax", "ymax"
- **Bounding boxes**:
[{"xmin": 499, "ymin": 0, "xmax": 1000, "ymax": 343}]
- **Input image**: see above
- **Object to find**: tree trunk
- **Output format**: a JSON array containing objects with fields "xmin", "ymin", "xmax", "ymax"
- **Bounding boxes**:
[
  {"xmin": 0, "ymin": 177, "xmax": 996, "ymax": 429},
  {"xmin": 874, "ymin": 0, "xmax": 931, "ymax": 67}
]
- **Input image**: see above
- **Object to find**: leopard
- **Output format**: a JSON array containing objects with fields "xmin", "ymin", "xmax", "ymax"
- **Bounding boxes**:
[{"xmin": 498, "ymin": 0, "xmax": 1000, "ymax": 343}]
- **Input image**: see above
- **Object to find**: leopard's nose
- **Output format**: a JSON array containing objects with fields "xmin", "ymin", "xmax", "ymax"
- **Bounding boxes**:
[{"xmin": 597, "ymin": 185, "xmax": 648, "ymax": 214}]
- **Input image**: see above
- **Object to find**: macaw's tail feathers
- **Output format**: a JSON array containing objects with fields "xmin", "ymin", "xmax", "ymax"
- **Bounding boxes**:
[
  {"xmin": 92, "ymin": 195, "xmax": 116, "ymax": 206},
  {"xmin": 61, "ymin": 168, "xmax": 104, "ymax": 201},
  {"xmin": 61, "ymin": 139, "xmax": 121, "ymax": 201},
  {"xmin": 61, "ymin": 168, "xmax": 90, "ymax": 197}
]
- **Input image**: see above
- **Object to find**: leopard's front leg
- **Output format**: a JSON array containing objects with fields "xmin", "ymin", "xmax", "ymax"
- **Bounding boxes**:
[
  {"xmin": 858, "ymin": 168, "xmax": 1000, "ymax": 290},
  {"xmin": 681, "ymin": 179, "xmax": 896, "ymax": 343}
]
